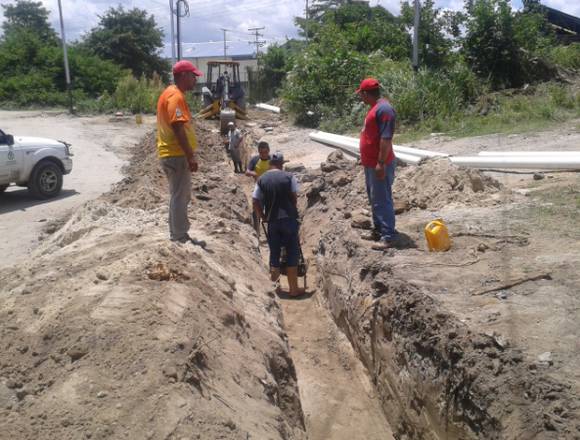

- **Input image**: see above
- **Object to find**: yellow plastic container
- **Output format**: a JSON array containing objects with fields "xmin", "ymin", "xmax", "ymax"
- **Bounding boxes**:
[
  {"xmin": 135, "ymin": 114, "xmax": 143, "ymax": 125},
  {"xmin": 425, "ymin": 219, "xmax": 451, "ymax": 252}
]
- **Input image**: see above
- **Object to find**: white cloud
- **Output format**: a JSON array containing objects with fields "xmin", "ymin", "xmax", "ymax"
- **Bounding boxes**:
[{"xmin": 2, "ymin": 0, "xmax": 579, "ymax": 55}]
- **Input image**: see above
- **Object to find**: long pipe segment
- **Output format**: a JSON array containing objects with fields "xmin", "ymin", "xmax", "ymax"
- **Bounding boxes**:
[
  {"xmin": 309, "ymin": 131, "xmax": 444, "ymax": 164},
  {"xmin": 450, "ymin": 156, "xmax": 580, "ymax": 170},
  {"xmin": 256, "ymin": 103, "xmax": 281, "ymax": 113},
  {"xmin": 309, "ymin": 131, "xmax": 580, "ymax": 170},
  {"xmin": 479, "ymin": 151, "xmax": 580, "ymax": 157}
]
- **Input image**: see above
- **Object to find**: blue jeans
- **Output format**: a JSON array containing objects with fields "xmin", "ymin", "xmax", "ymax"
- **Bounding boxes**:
[
  {"xmin": 364, "ymin": 162, "xmax": 396, "ymax": 241},
  {"xmin": 267, "ymin": 218, "xmax": 299, "ymax": 268}
]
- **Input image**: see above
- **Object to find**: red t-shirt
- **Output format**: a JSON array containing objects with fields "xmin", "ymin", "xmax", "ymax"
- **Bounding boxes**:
[{"xmin": 359, "ymin": 98, "xmax": 396, "ymax": 168}]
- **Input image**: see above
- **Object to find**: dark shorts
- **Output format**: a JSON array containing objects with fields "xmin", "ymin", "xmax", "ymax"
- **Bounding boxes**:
[{"xmin": 267, "ymin": 218, "xmax": 299, "ymax": 268}]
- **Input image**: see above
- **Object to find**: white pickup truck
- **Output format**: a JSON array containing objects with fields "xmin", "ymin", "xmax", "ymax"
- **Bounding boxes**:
[{"xmin": 0, "ymin": 129, "xmax": 73, "ymax": 199}]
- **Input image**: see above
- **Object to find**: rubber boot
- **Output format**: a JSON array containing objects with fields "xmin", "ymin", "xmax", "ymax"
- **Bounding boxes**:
[{"xmin": 286, "ymin": 266, "xmax": 305, "ymax": 297}]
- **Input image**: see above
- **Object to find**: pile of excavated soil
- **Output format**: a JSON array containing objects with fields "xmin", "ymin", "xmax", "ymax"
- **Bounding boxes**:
[
  {"xmin": 395, "ymin": 158, "xmax": 504, "ymax": 210},
  {"xmin": 0, "ymin": 123, "xmax": 306, "ymax": 440},
  {"xmin": 294, "ymin": 150, "xmax": 579, "ymax": 439}
]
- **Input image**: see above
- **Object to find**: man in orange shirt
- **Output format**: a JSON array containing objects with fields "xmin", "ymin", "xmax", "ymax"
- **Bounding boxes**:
[{"xmin": 157, "ymin": 60, "xmax": 204, "ymax": 244}]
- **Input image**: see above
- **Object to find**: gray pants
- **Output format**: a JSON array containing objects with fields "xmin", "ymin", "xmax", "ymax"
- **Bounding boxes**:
[{"xmin": 161, "ymin": 156, "xmax": 191, "ymax": 241}]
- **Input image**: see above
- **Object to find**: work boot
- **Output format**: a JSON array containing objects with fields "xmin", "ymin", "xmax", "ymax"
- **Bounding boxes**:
[
  {"xmin": 286, "ymin": 266, "xmax": 306, "ymax": 297},
  {"xmin": 371, "ymin": 237, "xmax": 398, "ymax": 251},
  {"xmin": 172, "ymin": 234, "xmax": 207, "ymax": 249},
  {"xmin": 361, "ymin": 230, "xmax": 381, "ymax": 241}
]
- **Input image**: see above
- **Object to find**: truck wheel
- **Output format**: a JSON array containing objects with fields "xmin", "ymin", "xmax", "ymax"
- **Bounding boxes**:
[
  {"xmin": 0, "ymin": 185, "xmax": 8, "ymax": 193},
  {"xmin": 28, "ymin": 161, "xmax": 63, "ymax": 199}
]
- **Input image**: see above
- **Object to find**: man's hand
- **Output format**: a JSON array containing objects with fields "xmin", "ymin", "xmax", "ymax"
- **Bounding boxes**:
[
  {"xmin": 375, "ymin": 163, "xmax": 386, "ymax": 180},
  {"xmin": 188, "ymin": 156, "xmax": 198, "ymax": 172}
]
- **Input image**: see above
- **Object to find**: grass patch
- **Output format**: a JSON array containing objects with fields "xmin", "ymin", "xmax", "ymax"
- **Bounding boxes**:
[{"xmin": 396, "ymin": 82, "xmax": 580, "ymax": 143}]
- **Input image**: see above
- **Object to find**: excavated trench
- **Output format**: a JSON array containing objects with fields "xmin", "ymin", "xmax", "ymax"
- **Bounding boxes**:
[
  {"xmin": 241, "ymin": 113, "xmax": 578, "ymax": 439},
  {"xmin": 292, "ymin": 150, "xmax": 579, "ymax": 440},
  {"xmin": 1, "ymin": 115, "xmax": 577, "ymax": 439}
]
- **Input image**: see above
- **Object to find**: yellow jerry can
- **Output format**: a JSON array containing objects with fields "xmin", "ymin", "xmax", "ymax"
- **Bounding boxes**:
[{"xmin": 425, "ymin": 219, "xmax": 451, "ymax": 252}]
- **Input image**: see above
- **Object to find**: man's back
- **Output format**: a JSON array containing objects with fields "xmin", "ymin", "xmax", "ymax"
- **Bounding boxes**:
[{"xmin": 257, "ymin": 170, "xmax": 298, "ymax": 222}]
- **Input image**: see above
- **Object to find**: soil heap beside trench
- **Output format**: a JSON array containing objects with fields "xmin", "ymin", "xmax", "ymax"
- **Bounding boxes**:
[
  {"xmin": 0, "ymin": 125, "xmax": 306, "ymax": 440},
  {"xmin": 296, "ymin": 150, "xmax": 579, "ymax": 439}
]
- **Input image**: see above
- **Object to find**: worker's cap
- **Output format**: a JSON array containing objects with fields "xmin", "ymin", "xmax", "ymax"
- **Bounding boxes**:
[
  {"xmin": 270, "ymin": 152, "xmax": 286, "ymax": 164},
  {"xmin": 172, "ymin": 60, "xmax": 203, "ymax": 77},
  {"xmin": 257, "ymin": 141, "xmax": 270, "ymax": 150},
  {"xmin": 356, "ymin": 77, "xmax": 380, "ymax": 93},
  {"xmin": 227, "ymin": 122, "xmax": 235, "ymax": 127}
]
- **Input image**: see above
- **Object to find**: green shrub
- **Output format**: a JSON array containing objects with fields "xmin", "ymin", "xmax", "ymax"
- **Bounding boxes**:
[
  {"xmin": 112, "ymin": 73, "xmax": 164, "ymax": 113},
  {"xmin": 547, "ymin": 44, "xmax": 580, "ymax": 70}
]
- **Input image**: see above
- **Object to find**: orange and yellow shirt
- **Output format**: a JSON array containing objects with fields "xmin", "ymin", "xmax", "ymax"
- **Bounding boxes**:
[{"xmin": 156, "ymin": 85, "xmax": 198, "ymax": 158}]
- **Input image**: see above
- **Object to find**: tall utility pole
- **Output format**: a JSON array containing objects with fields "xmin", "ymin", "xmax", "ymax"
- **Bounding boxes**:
[
  {"xmin": 57, "ymin": 0, "xmax": 73, "ymax": 114},
  {"xmin": 169, "ymin": 0, "xmax": 176, "ymax": 66},
  {"xmin": 248, "ymin": 27, "xmax": 266, "ymax": 101},
  {"xmin": 412, "ymin": 0, "xmax": 420, "ymax": 70},
  {"xmin": 175, "ymin": 0, "xmax": 189, "ymax": 61},
  {"xmin": 248, "ymin": 27, "xmax": 266, "ymax": 63},
  {"xmin": 176, "ymin": 0, "xmax": 182, "ymax": 60},
  {"xmin": 220, "ymin": 28, "xmax": 229, "ymax": 58},
  {"xmin": 305, "ymin": 0, "xmax": 309, "ymax": 43}
]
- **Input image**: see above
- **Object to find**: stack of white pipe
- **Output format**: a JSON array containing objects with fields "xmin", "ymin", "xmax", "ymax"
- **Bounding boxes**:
[
  {"xmin": 455, "ymin": 150, "xmax": 580, "ymax": 170},
  {"xmin": 309, "ymin": 131, "xmax": 580, "ymax": 171},
  {"xmin": 309, "ymin": 131, "xmax": 446, "ymax": 165},
  {"xmin": 256, "ymin": 103, "xmax": 281, "ymax": 114}
]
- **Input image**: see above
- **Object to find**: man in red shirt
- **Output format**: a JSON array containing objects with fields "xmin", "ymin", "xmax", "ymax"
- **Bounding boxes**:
[{"xmin": 357, "ymin": 77, "xmax": 398, "ymax": 250}]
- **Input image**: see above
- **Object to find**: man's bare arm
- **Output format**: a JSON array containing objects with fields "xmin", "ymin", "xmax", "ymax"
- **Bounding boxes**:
[
  {"xmin": 375, "ymin": 138, "xmax": 393, "ymax": 180},
  {"xmin": 253, "ymin": 199, "xmax": 266, "ymax": 222},
  {"xmin": 172, "ymin": 122, "xmax": 197, "ymax": 171}
]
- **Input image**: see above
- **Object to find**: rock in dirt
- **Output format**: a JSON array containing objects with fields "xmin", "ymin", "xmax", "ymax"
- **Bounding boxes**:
[
  {"xmin": 350, "ymin": 210, "xmax": 372, "ymax": 229},
  {"xmin": 538, "ymin": 351, "xmax": 553, "ymax": 365}
]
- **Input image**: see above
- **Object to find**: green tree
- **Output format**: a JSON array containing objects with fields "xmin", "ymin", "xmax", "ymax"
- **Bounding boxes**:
[
  {"xmin": 282, "ymin": 24, "xmax": 371, "ymax": 126},
  {"xmin": 82, "ymin": 6, "xmax": 169, "ymax": 80},
  {"xmin": 401, "ymin": 0, "xmax": 457, "ymax": 68},
  {"xmin": 324, "ymin": 3, "xmax": 410, "ymax": 58},
  {"xmin": 261, "ymin": 45, "xmax": 290, "ymax": 94},
  {"xmin": 0, "ymin": 0, "xmax": 123, "ymax": 107},
  {"xmin": 463, "ymin": 0, "xmax": 520, "ymax": 88},
  {"xmin": 1, "ymin": 0, "xmax": 57, "ymax": 43}
]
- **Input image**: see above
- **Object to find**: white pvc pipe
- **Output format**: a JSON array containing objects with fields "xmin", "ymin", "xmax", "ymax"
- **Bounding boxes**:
[
  {"xmin": 451, "ymin": 156, "xmax": 580, "ymax": 170},
  {"xmin": 256, "ymin": 103, "xmax": 281, "ymax": 114},
  {"xmin": 309, "ymin": 131, "xmax": 580, "ymax": 170},
  {"xmin": 309, "ymin": 131, "xmax": 423, "ymax": 165},
  {"xmin": 479, "ymin": 151, "xmax": 580, "ymax": 157},
  {"xmin": 309, "ymin": 131, "xmax": 359, "ymax": 157},
  {"xmin": 309, "ymin": 131, "xmax": 446, "ymax": 159}
]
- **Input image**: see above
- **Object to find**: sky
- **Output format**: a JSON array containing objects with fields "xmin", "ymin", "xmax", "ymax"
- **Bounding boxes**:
[{"xmin": 2, "ymin": 0, "xmax": 580, "ymax": 57}]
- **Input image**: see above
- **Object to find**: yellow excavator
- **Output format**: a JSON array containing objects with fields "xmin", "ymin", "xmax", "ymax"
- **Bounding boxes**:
[{"xmin": 195, "ymin": 61, "xmax": 248, "ymax": 133}]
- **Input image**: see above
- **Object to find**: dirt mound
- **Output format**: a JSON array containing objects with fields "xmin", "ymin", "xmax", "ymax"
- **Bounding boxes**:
[
  {"xmin": 0, "ymin": 122, "xmax": 306, "ymax": 440},
  {"xmin": 296, "ymin": 150, "xmax": 579, "ymax": 439},
  {"xmin": 395, "ymin": 158, "xmax": 504, "ymax": 210}
]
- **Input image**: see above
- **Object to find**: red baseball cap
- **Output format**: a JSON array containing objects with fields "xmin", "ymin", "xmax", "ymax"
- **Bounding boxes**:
[
  {"xmin": 356, "ymin": 78, "xmax": 380, "ymax": 93},
  {"xmin": 172, "ymin": 60, "xmax": 203, "ymax": 77}
]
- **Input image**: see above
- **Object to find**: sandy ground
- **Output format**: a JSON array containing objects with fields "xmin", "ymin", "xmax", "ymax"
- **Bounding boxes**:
[
  {"xmin": 240, "ymin": 111, "xmax": 395, "ymax": 439},
  {"xmin": 1, "ymin": 108, "xmax": 578, "ymax": 439},
  {"xmin": 0, "ymin": 111, "xmax": 155, "ymax": 268}
]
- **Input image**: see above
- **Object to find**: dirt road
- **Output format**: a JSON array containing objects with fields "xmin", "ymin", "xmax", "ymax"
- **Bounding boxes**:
[{"xmin": 0, "ymin": 111, "xmax": 155, "ymax": 268}]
